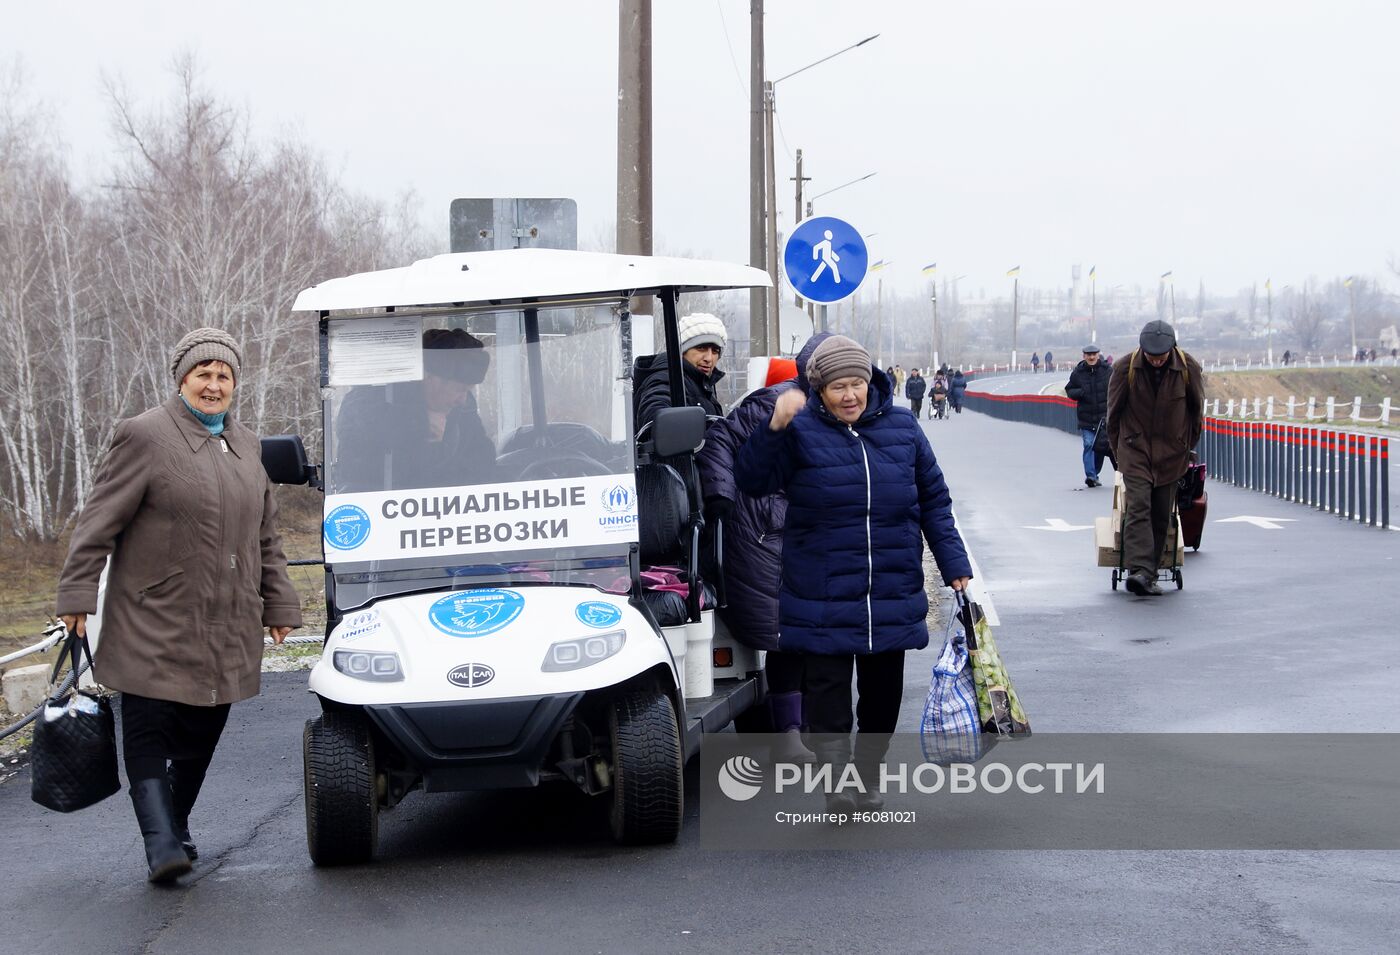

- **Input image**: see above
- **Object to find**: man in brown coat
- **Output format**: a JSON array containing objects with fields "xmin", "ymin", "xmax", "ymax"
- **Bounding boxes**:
[{"xmin": 1107, "ymin": 320, "xmax": 1204, "ymax": 596}]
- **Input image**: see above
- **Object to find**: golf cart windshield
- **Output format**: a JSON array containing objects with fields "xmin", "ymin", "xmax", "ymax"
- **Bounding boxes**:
[{"xmin": 321, "ymin": 302, "xmax": 637, "ymax": 610}]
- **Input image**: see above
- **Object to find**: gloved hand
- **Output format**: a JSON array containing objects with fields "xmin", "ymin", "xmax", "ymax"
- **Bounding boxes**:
[{"xmin": 704, "ymin": 496, "xmax": 734, "ymax": 524}]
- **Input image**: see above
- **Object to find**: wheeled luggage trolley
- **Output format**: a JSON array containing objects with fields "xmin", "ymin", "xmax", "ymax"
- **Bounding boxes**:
[{"xmin": 1095, "ymin": 473, "xmax": 1185, "ymax": 591}]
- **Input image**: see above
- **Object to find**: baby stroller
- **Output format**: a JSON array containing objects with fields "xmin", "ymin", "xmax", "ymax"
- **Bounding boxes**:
[{"xmin": 930, "ymin": 376, "xmax": 950, "ymax": 420}]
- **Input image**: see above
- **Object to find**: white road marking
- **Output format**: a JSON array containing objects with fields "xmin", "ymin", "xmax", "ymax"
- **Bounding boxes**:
[
  {"xmin": 1023, "ymin": 518, "xmax": 1093, "ymax": 531},
  {"xmin": 1215, "ymin": 516, "xmax": 1298, "ymax": 530}
]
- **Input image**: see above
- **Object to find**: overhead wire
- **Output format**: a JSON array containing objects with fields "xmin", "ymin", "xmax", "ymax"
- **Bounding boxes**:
[{"xmin": 714, "ymin": 0, "xmax": 748, "ymax": 102}]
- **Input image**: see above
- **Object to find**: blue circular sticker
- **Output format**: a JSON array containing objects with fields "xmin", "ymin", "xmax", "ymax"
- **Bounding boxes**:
[
  {"xmin": 575, "ymin": 601, "xmax": 623, "ymax": 629},
  {"xmin": 324, "ymin": 505, "xmax": 371, "ymax": 550},
  {"xmin": 429, "ymin": 589, "xmax": 525, "ymax": 638}
]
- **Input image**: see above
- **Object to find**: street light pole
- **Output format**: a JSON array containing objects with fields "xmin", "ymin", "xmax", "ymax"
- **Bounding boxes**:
[
  {"xmin": 1090, "ymin": 270, "xmax": 1097, "ymax": 344},
  {"xmin": 763, "ymin": 33, "xmax": 878, "ymax": 354},
  {"xmin": 749, "ymin": 0, "xmax": 767, "ymax": 357},
  {"xmin": 764, "ymin": 79, "xmax": 779, "ymax": 351},
  {"xmin": 1346, "ymin": 276, "xmax": 1358, "ymax": 357},
  {"xmin": 1266, "ymin": 278, "xmax": 1273, "ymax": 365}
]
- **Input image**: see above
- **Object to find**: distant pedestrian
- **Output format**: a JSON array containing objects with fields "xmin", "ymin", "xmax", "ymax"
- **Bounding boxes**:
[
  {"xmin": 1030, "ymin": 352, "xmax": 1040, "ymax": 373},
  {"xmin": 1282, "ymin": 349, "xmax": 1291, "ymax": 367},
  {"xmin": 1044, "ymin": 350, "xmax": 1054, "ymax": 373},
  {"xmin": 949, "ymin": 369, "xmax": 966, "ymax": 413},
  {"xmin": 894, "ymin": 364, "xmax": 907, "ymax": 393},
  {"xmin": 1065, "ymin": 344, "xmax": 1112, "ymax": 488},
  {"xmin": 905, "ymin": 368, "xmax": 927, "ymax": 418},
  {"xmin": 1108, "ymin": 321, "xmax": 1204, "ymax": 597},
  {"xmin": 930, "ymin": 373, "xmax": 949, "ymax": 419}
]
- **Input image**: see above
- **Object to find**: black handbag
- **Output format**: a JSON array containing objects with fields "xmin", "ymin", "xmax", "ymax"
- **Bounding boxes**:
[{"xmin": 30, "ymin": 630, "xmax": 121, "ymax": 813}]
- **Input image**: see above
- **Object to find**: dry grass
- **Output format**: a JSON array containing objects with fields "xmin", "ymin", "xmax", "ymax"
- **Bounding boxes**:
[{"xmin": 0, "ymin": 485, "xmax": 328, "ymax": 674}]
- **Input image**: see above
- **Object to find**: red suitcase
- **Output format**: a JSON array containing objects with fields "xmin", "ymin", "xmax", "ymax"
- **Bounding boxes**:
[{"xmin": 1179, "ymin": 490, "xmax": 1207, "ymax": 550}]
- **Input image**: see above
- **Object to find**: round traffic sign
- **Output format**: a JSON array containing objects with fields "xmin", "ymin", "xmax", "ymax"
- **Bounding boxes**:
[{"xmin": 782, "ymin": 216, "xmax": 868, "ymax": 304}]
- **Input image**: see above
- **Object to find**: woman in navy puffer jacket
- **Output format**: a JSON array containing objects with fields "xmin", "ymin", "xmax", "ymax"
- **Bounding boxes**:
[{"xmin": 736, "ymin": 335, "xmax": 972, "ymax": 812}]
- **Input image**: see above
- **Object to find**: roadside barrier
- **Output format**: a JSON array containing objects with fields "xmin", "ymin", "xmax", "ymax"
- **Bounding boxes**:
[
  {"xmin": 1201, "ymin": 420, "xmax": 1390, "ymax": 529},
  {"xmin": 963, "ymin": 389, "xmax": 1390, "ymax": 530}
]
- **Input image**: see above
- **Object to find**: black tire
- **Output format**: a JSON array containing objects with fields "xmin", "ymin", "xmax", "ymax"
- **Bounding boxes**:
[
  {"xmin": 1111, "ymin": 570, "xmax": 1119, "ymax": 591},
  {"xmin": 304, "ymin": 711, "xmax": 379, "ymax": 866},
  {"xmin": 1175, "ymin": 569, "xmax": 1184, "ymax": 590},
  {"xmin": 608, "ymin": 689, "xmax": 683, "ymax": 845}
]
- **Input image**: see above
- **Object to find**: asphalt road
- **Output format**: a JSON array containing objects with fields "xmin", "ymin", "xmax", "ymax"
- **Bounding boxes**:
[{"xmin": 1, "ymin": 407, "xmax": 1397, "ymax": 954}]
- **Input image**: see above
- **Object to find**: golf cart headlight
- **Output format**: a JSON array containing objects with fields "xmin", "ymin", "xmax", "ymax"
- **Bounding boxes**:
[
  {"xmin": 542, "ymin": 630, "xmax": 626, "ymax": 672},
  {"xmin": 332, "ymin": 649, "xmax": 403, "ymax": 682}
]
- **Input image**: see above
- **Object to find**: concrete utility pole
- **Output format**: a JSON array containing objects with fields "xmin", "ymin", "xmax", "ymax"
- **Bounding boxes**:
[
  {"xmin": 763, "ymin": 79, "xmax": 779, "ymax": 351},
  {"xmin": 1266, "ymin": 279, "xmax": 1273, "ymax": 365},
  {"xmin": 792, "ymin": 149, "xmax": 809, "ymax": 308},
  {"xmin": 749, "ymin": 0, "xmax": 767, "ymax": 357},
  {"xmin": 616, "ymin": 0, "xmax": 653, "ymax": 316},
  {"xmin": 1346, "ymin": 276, "xmax": 1358, "ymax": 356},
  {"xmin": 1011, "ymin": 275, "xmax": 1019, "ymax": 369}
]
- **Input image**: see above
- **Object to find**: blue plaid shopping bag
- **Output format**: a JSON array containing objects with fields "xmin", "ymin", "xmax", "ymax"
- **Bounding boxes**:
[{"xmin": 920, "ymin": 610, "xmax": 992, "ymax": 765}]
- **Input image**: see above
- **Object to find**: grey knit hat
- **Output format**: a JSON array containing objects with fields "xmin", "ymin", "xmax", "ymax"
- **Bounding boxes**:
[
  {"xmin": 807, "ymin": 335, "xmax": 873, "ymax": 391},
  {"xmin": 171, "ymin": 327, "xmax": 242, "ymax": 384}
]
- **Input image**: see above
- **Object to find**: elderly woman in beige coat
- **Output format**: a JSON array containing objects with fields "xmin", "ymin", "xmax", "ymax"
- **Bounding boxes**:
[{"xmin": 56, "ymin": 327, "xmax": 302, "ymax": 883}]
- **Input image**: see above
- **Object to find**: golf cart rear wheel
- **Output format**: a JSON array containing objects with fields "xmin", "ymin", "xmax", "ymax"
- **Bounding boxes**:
[
  {"xmin": 304, "ymin": 711, "xmax": 379, "ymax": 866},
  {"xmin": 608, "ymin": 689, "xmax": 683, "ymax": 845}
]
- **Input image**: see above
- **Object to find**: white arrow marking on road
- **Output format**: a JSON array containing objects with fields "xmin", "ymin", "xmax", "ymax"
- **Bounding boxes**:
[
  {"xmin": 1023, "ymin": 518, "xmax": 1093, "ymax": 532},
  {"xmin": 1215, "ymin": 516, "xmax": 1298, "ymax": 530}
]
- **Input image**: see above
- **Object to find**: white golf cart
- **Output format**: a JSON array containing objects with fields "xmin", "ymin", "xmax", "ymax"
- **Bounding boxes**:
[{"xmin": 262, "ymin": 249, "xmax": 771, "ymax": 864}]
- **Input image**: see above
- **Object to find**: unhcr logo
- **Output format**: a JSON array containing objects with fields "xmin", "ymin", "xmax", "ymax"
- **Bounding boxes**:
[{"xmin": 601, "ymin": 484, "xmax": 634, "ymax": 514}]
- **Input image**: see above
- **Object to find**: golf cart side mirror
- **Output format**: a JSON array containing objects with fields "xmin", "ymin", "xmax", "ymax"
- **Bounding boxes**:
[
  {"xmin": 651, "ymin": 406, "xmax": 706, "ymax": 458},
  {"xmin": 261, "ymin": 435, "xmax": 318, "ymax": 487}
]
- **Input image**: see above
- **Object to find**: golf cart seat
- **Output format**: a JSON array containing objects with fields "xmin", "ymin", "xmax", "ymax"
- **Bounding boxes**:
[{"xmin": 635, "ymin": 461, "xmax": 713, "ymax": 628}]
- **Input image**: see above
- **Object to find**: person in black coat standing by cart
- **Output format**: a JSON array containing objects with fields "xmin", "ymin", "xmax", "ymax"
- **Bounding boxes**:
[
  {"xmin": 697, "ymin": 333, "xmax": 831, "ymax": 761},
  {"xmin": 1064, "ymin": 343, "xmax": 1113, "ymax": 487},
  {"xmin": 904, "ymin": 368, "xmax": 927, "ymax": 418},
  {"xmin": 634, "ymin": 312, "xmax": 727, "ymax": 429}
]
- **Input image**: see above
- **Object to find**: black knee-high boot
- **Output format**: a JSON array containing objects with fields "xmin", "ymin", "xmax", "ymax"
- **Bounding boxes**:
[
  {"xmin": 168, "ymin": 758, "xmax": 212, "ymax": 860},
  {"xmin": 129, "ymin": 777, "xmax": 193, "ymax": 883}
]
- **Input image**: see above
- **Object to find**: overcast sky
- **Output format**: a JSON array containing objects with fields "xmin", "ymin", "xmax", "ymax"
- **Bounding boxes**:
[{"xmin": 7, "ymin": 1, "xmax": 1398, "ymax": 300}]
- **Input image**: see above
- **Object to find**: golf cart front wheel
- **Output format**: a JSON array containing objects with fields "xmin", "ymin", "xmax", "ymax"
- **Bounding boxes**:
[
  {"xmin": 304, "ymin": 711, "xmax": 379, "ymax": 866},
  {"xmin": 608, "ymin": 689, "xmax": 683, "ymax": 845},
  {"xmin": 1111, "ymin": 570, "xmax": 1120, "ymax": 591}
]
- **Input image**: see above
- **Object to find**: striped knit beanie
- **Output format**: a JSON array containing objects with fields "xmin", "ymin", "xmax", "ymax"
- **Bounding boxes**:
[
  {"xmin": 806, "ymin": 335, "xmax": 872, "ymax": 391},
  {"xmin": 171, "ymin": 327, "xmax": 242, "ymax": 384}
]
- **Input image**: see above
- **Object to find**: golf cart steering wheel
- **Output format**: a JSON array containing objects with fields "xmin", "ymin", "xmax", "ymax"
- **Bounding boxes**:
[{"xmin": 511, "ymin": 447, "xmax": 612, "ymax": 481}]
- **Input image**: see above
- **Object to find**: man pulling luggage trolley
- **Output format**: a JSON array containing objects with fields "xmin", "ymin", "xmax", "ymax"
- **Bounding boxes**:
[{"xmin": 1107, "ymin": 320, "xmax": 1204, "ymax": 596}]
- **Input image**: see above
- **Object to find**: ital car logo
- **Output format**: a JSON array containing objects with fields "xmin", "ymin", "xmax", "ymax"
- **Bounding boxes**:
[
  {"xmin": 447, "ymin": 663, "xmax": 495, "ymax": 688},
  {"xmin": 323, "ymin": 504, "xmax": 371, "ymax": 550},
  {"xmin": 601, "ymin": 484, "xmax": 634, "ymax": 513},
  {"xmin": 428, "ymin": 589, "xmax": 525, "ymax": 638},
  {"xmin": 717, "ymin": 755, "xmax": 764, "ymax": 801}
]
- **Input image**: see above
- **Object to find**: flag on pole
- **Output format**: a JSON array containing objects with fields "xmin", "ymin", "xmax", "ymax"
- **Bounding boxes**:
[
  {"xmin": 1006, "ymin": 266, "xmax": 1020, "ymax": 277},
  {"xmin": 1160, "ymin": 271, "xmax": 1173, "ymax": 282},
  {"xmin": 922, "ymin": 262, "xmax": 937, "ymax": 275},
  {"xmin": 1344, "ymin": 276, "xmax": 1354, "ymax": 288},
  {"xmin": 1088, "ymin": 265, "xmax": 1096, "ymax": 280},
  {"xmin": 871, "ymin": 259, "xmax": 889, "ymax": 272},
  {"xmin": 1265, "ymin": 278, "xmax": 1271, "ymax": 291}
]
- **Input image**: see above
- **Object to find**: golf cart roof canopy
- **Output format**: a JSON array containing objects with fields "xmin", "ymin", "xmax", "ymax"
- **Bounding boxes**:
[{"xmin": 293, "ymin": 248, "xmax": 773, "ymax": 313}]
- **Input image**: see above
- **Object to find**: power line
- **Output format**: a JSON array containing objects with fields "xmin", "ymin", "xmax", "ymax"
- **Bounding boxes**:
[{"xmin": 714, "ymin": 0, "xmax": 748, "ymax": 102}]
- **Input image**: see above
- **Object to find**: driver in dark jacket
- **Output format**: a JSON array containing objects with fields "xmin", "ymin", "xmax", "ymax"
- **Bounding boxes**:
[
  {"xmin": 736, "ymin": 335, "xmax": 972, "ymax": 813},
  {"xmin": 1064, "ymin": 343, "xmax": 1112, "ymax": 487}
]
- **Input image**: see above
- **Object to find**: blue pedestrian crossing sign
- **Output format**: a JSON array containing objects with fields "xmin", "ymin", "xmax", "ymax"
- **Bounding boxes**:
[{"xmin": 783, "ymin": 216, "xmax": 868, "ymax": 304}]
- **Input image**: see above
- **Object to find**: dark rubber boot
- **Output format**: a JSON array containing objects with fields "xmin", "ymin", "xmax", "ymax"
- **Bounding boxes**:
[
  {"xmin": 767, "ymin": 692, "xmax": 815, "ymax": 764},
  {"xmin": 130, "ymin": 778, "xmax": 193, "ymax": 883},
  {"xmin": 812, "ymin": 736, "xmax": 855, "ymax": 814},
  {"xmin": 853, "ymin": 734, "xmax": 892, "ymax": 811},
  {"xmin": 168, "ymin": 760, "xmax": 210, "ymax": 861}
]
